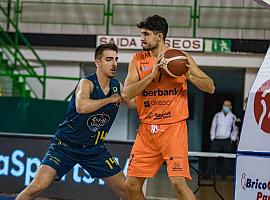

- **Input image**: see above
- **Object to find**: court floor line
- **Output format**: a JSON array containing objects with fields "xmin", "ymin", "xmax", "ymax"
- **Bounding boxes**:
[{"xmin": 146, "ymin": 196, "xmax": 177, "ymax": 200}]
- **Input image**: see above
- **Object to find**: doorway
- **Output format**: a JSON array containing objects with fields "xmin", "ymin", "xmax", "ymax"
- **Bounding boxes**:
[{"xmin": 200, "ymin": 67, "xmax": 245, "ymax": 175}]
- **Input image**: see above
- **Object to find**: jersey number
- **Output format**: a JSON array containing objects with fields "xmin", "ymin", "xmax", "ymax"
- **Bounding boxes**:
[
  {"xmin": 95, "ymin": 131, "xmax": 108, "ymax": 145},
  {"xmin": 105, "ymin": 157, "xmax": 118, "ymax": 169}
]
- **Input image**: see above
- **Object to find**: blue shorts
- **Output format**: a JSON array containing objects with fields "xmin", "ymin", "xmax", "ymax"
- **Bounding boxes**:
[{"xmin": 41, "ymin": 138, "xmax": 121, "ymax": 180}]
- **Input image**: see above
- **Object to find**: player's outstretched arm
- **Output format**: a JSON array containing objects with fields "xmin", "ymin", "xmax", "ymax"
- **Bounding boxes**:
[
  {"xmin": 122, "ymin": 56, "xmax": 159, "ymax": 100},
  {"xmin": 184, "ymin": 52, "xmax": 215, "ymax": 94},
  {"xmin": 75, "ymin": 79, "xmax": 121, "ymax": 114}
]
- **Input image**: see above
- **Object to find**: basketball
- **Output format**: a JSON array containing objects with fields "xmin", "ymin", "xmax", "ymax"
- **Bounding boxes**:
[{"xmin": 160, "ymin": 49, "xmax": 188, "ymax": 77}]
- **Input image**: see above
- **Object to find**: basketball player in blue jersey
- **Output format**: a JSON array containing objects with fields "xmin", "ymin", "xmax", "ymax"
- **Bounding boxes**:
[{"xmin": 15, "ymin": 43, "xmax": 134, "ymax": 200}]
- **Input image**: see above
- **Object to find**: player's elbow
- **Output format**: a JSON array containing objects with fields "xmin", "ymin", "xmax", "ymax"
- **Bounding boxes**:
[
  {"xmin": 75, "ymin": 97, "xmax": 89, "ymax": 114},
  {"xmin": 121, "ymin": 90, "xmax": 132, "ymax": 100},
  {"xmin": 206, "ymin": 79, "xmax": 215, "ymax": 94},
  {"xmin": 76, "ymin": 106, "xmax": 85, "ymax": 114},
  {"xmin": 201, "ymin": 85, "xmax": 215, "ymax": 94},
  {"xmin": 76, "ymin": 103, "xmax": 87, "ymax": 114},
  {"xmin": 209, "ymin": 85, "xmax": 215, "ymax": 94}
]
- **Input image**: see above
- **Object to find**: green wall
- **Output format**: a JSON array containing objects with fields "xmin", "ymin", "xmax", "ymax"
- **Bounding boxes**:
[{"xmin": 0, "ymin": 97, "xmax": 68, "ymax": 134}]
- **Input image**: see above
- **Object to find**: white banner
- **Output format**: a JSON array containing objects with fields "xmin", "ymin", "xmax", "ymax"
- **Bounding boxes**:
[
  {"xmin": 235, "ymin": 155, "xmax": 270, "ymax": 200},
  {"xmin": 238, "ymin": 46, "xmax": 270, "ymax": 153},
  {"xmin": 97, "ymin": 35, "xmax": 203, "ymax": 52}
]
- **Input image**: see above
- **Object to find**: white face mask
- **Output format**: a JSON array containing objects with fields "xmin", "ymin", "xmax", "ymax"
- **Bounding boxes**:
[{"xmin": 223, "ymin": 106, "xmax": 230, "ymax": 113}]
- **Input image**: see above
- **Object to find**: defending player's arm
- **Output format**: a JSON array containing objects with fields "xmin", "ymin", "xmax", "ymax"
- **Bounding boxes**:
[
  {"xmin": 120, "ymin": 82, "xmax": 136, "ymax": 108},
  {"xmin": 184, "ymin": 52, "xmax": 215, "ymax": 94},
  {"xmin": 76, "ymin": 79, "xmax": 121, "ymax": 114},
  {"xmin": 122, "ymin": 56, "xmax": 161, "ymax": 100}
]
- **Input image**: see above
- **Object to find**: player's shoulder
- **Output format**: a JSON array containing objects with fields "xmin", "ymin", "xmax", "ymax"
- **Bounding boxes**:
[
  {"xmin": 110, "ymin": 77, "xmax": 120, "ymax": 85},
  {"xmin": 80, "ymin": 74, "xmax": 96, "ymax": 87},
  {"xmin": 84, "ymin": 73, "xmax": 96, "ymax": 82},
  {"xmin": 134, "ymin": 51, "xmax": 151, "ymax": 61}
]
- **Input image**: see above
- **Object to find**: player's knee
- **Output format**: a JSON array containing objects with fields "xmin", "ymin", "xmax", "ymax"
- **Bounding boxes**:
[
  {"xmin": 170, "ymin": 177, "xmax": 188, "ymax": 192},
  {"xmin": 125, "ymin": 178, "xmax": 142, "ymax": 193},
  {"xmin": 27, "ymin": 183, "xmax": 48, "ymax": 196},
  {"xmin": 119, "ymin": 189, "xmax": 128, "ymax": 200},
  {"xmin": 117, "ymin": 184, "xmax": 127, "ymax": 199}
]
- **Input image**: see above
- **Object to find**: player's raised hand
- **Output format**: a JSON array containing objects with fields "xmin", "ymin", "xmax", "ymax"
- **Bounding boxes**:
[{"xmin": 151, "ymin": 51, "xmax": 164, "ymax": 78}]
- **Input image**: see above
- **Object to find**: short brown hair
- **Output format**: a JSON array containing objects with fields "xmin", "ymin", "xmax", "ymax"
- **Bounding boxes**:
[{"xmin": 95, "ymin": 43, "xmax": 118, "ymax": 60}]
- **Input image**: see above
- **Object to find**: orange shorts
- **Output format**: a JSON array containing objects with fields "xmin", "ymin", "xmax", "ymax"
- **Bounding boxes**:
[{"xmin": 127, "ymin": 121, "xmax": 191, "ymax": 180}]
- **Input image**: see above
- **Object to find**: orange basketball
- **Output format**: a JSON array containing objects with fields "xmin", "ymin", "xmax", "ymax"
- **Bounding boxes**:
[{"xmin": 160, "ymin": 49, "xmax": 188, "ymax": 77}]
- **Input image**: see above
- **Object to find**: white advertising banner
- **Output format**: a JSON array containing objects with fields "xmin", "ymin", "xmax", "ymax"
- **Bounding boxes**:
[
  {"xmin": 238, "ymin": 46, "xmax": 270, "ymax": 153},
  {"xmin": 97, "ymin": 35, "xmax": 203, "ymax": 52},
  {"xmin": 235, "ymin": 155, "xmax": 270, "ymax": 200}
]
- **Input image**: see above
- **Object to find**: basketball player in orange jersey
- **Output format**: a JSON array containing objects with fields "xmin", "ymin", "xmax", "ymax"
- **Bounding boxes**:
[{"xmin": 122, "ymin": 15, "xmax": 215, "ymax": 200}]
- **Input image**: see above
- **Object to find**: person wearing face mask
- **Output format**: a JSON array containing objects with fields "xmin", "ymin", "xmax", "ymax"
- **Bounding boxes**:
[
  {"xmin": 206, "ymin": 100, "xmax": 238, "ymax": 180},
  {"xmin": 210, "ymin": 100, "xmax": 238, "ymax": 143}
]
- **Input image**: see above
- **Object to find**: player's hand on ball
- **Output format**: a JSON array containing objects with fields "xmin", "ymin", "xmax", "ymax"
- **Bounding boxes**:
[
  {"xmin": 182, "ymin": 51, "xmax": 198, "ymax": 78},
  {"xmin": 151, "ymin": 52, "xmax": 164, "ymax": 78}
]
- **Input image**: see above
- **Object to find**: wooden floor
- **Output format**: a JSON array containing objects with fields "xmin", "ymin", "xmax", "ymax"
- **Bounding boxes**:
[
  {"xmin": 194, "ymin": 180, "xmax": 234, "ymax": 200},
  {"xmin": 1, "ymin": 165, "xmax": 235, "ymax": 200},
  {"xmin": 146, "ymin": 166, "xmax": 234, "ymax": 200}
]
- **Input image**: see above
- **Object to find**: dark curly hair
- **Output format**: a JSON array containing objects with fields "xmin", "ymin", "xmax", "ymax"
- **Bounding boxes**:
[{"xmin": 137, "ymin": 15, "xmax": 168, "ymax": 41}]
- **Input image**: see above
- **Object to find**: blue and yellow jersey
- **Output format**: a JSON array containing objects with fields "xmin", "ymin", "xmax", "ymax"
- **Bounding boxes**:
[{"xmin": 55, "ymin": 73, "xmax": 120, "ymax": 146}]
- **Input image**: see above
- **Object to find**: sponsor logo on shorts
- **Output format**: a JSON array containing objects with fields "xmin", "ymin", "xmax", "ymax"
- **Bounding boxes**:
[
  {"xmin": 87, "ymin": 113, "xmax": 110, "ymax": 132},
  {"xmin": 142, "ymin": 88, "xmax": 180, "ymax": 97},
  {"xmin": 150, "ymin": 125, "xmax": 159, "ymax": 134},
  {"xmin": 145, "ymin": 111, "xmax": 171, "ymax": 120},
  {"xmin": 172, "ymin": 162, "xmax": 183, "ymax": 172},
  {"xmin": 169, "ymin": 156, "xmax": 184, "ymax": 172}
]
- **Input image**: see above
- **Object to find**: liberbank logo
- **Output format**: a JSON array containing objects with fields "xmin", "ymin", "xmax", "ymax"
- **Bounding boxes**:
[
  {"xmin": 142, "ymin": 88, "xmax": 180, "ymax": 97},
  {"xmin": 254, "ymin": 80, "xmax": 270, "ymax": 134},
  {"xmin": 240, "ymin": 173, "xmax": 270, "ymax": 200}
]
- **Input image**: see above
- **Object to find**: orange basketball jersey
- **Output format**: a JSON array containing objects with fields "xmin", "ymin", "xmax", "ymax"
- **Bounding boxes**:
[{"xmin": 134, "ymin": 51, "xmax": 189, "ymax": 124}]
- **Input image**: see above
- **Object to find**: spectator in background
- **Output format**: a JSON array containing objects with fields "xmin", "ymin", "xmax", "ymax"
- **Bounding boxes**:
[{"xmin": 207, "ymin": 100, "xmax": 238, "ymax": 180}]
